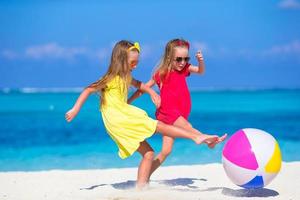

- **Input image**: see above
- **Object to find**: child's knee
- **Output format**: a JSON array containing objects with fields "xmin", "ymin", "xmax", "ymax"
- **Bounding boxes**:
[
  {"xmin": 161, "ymin": 148, "xmax": 172, "ymax": 157},
  {"xmin": 156, "ymin": 121, "xmax": 166, "ymax": 131},
  {"xmin": 187, "ymin": 122, "xmax": 193, "ymax": 129},
  {"xmin": 144, "ymin": 151, "xmax": 155, "ymax": 160}
]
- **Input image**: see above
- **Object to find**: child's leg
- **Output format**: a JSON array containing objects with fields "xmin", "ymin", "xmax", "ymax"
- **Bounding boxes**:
[
  {"xmin": 150, "ymin": 117, "xmax": 212, "ymax": 176},
  {"xmin": 150, "ymin": 136, "xmax": 174, "ymax": 176},
  {"xmin": 150, "ymin": 117, "xmax": 227, "ymax": 176},
  {"xmin": 150, "ymin": 117, "xmax": 191, "ymax": 176},
  {"xmin": 156, "ymin": 120, "xmax": 218, "ymax": 144},
  {"xmin": 136, "ymin": 141, "xmax": 155, "ymax": 189},
  {"xmin": 172, "ymin": 116, "xmax": 227, "ymax": 148}
]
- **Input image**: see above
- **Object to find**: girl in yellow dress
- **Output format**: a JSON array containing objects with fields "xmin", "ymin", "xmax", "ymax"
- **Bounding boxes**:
[{"xmin": 65, "ymin": 40, "xmax": 219, "ymax": 188}]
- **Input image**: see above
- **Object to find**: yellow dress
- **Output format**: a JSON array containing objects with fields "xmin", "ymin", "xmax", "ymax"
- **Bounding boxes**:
[{"xmin": 100, "ymin": 76, "xmax": 158, "ymax": 159}]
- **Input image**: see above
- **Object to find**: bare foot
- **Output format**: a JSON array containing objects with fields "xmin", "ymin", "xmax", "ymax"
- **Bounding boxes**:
[
  {"xmin": 194, "ymin": 134, "xmax": 218, "ymax": 145},
  {"xmin": 207, "ymin": 133, "xmax": 228, "ymax": 148},
  {"xmin": 136, "ymin": 182, "xmax": 149, "ymax": 190}
]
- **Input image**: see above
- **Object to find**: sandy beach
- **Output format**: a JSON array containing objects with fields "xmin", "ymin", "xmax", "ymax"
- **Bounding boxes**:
[{"xmin": 0, "ymin": 162, "xmax": 299, "ymax": 200}]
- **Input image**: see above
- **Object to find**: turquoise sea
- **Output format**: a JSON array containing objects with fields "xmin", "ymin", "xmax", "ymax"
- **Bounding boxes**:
[{"xmin": 0, "ymin": 89, "xmax": 299, "ymax": 171}]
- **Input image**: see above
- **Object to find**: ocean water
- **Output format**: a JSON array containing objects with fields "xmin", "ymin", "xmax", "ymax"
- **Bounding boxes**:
[{"xmin": 0, "ymin": 89, "xmax": 299, "ymax": 171}]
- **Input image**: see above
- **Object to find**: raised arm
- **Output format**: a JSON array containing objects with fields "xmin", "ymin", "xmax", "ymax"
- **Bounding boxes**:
[
  {"xmin": 128, "ymin": 79, "xmax": 155, "ymax": 104},
  {"xmin": 188, "ymin": 50, "xmax": 205, "ymax": 74},
  {"xmin": 65, "ymin": 87, "xmax": 97, "ymax": 122},
  {"xmin": 130, "ymin": 78, "xmax": 160, "ymax": 108}
]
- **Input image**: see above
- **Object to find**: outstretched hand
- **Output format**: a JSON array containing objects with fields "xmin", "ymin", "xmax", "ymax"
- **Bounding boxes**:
[
  {"xmin": 65, "ymin": 108, "xmax": 78, "ymax": 122},
  {"xmin": 196, "ymin": 50, "xmax": 204, "ymax": 62}
]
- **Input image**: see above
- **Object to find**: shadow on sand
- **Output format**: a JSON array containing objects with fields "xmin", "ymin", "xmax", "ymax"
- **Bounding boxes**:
[
  {"xmin": 80, "ymin": 180, "xmax": 136, "ymax": 190},
  {"xmin": 201, "ymin": 187, "xmax": 279, "ymax": 197},
  {"xmin": 80, "ymin": 178, "xmax": 279, "ymax": 197},
  {"xmin": 80, "ymin": 178, "xmax": 206, "ymax": 190},
  {"xmin": 154, "ymin": 177, "xmax": 207, "ymax": 189}
]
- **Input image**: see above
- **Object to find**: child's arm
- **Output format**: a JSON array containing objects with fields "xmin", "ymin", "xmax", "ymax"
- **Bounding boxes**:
[
  {"xmin": 130, "ymin": 78, "xmax": 160, "ymax": 108},
  {"xmin": 127, "ymin": 79, "xmax": 155, "ymax": 104},
  {"xmin": 65, "ymin": 87, "xmax": 97, "ymax": 122},
  {"xmin": 188, "ymin": 50, "xmax": 205, "ymax": 74}
]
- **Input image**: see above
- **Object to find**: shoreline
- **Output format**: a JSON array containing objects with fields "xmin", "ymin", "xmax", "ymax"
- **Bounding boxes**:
[
  {"xmin": 1, "ymin": 162, "xmax": 299, "ymax": 200},
  {"xmin": 1, "ymin": 87, "xmax": 300, "ymax": 94}
]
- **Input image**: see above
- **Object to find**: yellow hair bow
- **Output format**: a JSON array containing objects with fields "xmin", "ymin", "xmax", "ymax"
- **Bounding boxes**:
[{"xmin": 128, "ymin": 42, "xmax": 140, "ymax": 52}]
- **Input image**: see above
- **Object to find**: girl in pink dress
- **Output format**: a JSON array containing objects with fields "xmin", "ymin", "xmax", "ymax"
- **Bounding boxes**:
[{"xmin": 128, "ymin": 38, "xmax": 227, "ymax": 177}]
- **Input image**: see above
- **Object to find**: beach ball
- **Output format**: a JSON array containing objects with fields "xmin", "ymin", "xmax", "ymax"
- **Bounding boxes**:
[{"xmin": 222, "ymin": 128, "xmax": 281, "ymax": 189}]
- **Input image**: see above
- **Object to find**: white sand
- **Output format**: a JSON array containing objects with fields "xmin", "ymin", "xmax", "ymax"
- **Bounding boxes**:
[{"xmin": 0, "ymin": 162, "xmax": 299, "ymax": 200}]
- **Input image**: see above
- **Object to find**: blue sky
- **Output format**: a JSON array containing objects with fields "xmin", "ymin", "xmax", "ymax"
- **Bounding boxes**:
[{"xmin": 1, "ymin": 0, "xmax": 300, "ymax": 89}]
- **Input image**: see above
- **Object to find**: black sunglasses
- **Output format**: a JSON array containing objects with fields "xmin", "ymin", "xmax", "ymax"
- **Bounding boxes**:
[{"xmin": 175, "ymin": 57, "xmax": 190, "ymax": 63}]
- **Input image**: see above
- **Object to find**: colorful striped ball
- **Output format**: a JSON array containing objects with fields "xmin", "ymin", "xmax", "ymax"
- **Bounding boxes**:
[{"xmin": 222, "ymin": 128, "xmax": 281, "ymax": 189}]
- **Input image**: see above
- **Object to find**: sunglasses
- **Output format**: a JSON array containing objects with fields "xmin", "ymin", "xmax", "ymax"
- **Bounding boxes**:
[
  {"xmin": 130, "ymin": 60, "xmax": 139, "ymax": 67},
  {"xmin": 174, "ymin": 57, "xmax": 190, "ymax": 63}
]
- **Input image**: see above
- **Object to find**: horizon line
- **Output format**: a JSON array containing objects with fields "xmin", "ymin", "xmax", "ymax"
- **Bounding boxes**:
[{"xmin": 1, "ymin": 87, "xmax": 300, "ymax": 94}]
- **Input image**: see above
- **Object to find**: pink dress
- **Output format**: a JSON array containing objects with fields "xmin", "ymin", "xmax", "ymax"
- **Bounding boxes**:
[{"xmin": 153, "ymin": 63, "xmax": 191, "ymax": 124}]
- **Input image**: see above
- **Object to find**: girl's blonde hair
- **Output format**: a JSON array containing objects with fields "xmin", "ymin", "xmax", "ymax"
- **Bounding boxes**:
[
  {"xmin": 88, "ymin": 40, "xmax": 138, "ymax": 105},
  {"xmin": 154, "ymin": 38, "xmax": 190, "ymax": 83}
]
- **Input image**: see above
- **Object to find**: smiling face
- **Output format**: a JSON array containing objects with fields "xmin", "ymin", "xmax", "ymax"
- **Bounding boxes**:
[
  {"xmin": 172, "ymin": 46, "xmax": 189, "ymax": 71},
  {"xmin": 127, "ymin": 50, "xmax": 139, "ymax": 70}
]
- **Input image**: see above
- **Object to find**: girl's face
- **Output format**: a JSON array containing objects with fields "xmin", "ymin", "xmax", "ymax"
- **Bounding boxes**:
[
  {"xmin": 128, "ymin": 50, "xmax": 139, "ymax": 70},
  {"xmin": 172, "ymin": 46, "xmax": 189, "ymax": 71}
]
